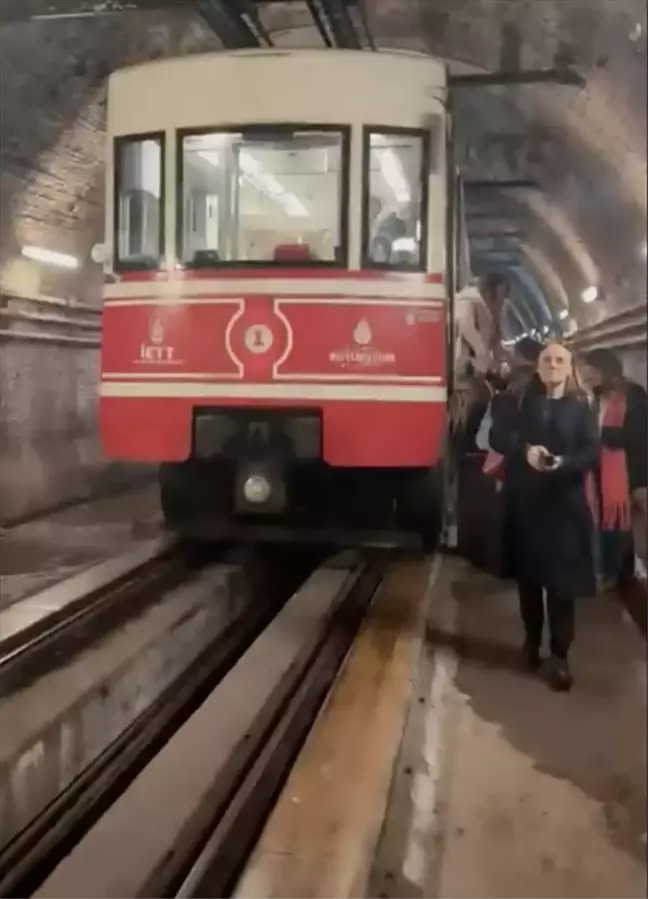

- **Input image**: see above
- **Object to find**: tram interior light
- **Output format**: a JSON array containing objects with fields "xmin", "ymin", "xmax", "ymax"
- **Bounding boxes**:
[
  {"xmin": 198, "ymin": 150, "xmax": 220, "ymax": 167},
  {"xmin": 393, "ymin": 237, "xmax": 416, "ymax": 252},
  {"xmin": 197, "ymin": 149, "xmax": 307, "ymax": 218},
  {"xmin": 375, "ymin": 148, "xmax": 410, "ymax": 204},
  {"xmin": 581, "ymin": 285, "xmax": 598, "ymax": 304},
  {"xmin": 21, "ymin": 245, "xmax": 79, "ymax": 269}
]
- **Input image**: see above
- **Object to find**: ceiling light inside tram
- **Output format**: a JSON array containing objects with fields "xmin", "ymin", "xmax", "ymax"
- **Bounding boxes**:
[
  {"xmin": 581, "ymin": 285, "xmax": 598, "ymax": 304},
  {"xmin": 376, "ymin": 148, "xmax": 411, "ymax": 204},
  {"xmin": 197, "ymin": 150, "xmax": 307, "ymax": 218},
  {"xmin": 393, "ymin": 237, "xmax": 417, "ymax": 252}
]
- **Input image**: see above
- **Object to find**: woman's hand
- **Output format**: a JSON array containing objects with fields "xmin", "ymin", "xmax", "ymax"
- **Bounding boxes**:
[
  {"xmin": 526, "ymin": 445, "xmax": 563, "ymax": 471},
  {"xmin": 526, "ymin": 445, "xmax": 546, "ymax": 470}
]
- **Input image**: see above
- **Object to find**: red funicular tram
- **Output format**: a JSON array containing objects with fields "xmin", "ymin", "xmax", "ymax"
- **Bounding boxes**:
[{"xmin": 98, "ymin": 49, "xmax": 473, "ymax": 548}]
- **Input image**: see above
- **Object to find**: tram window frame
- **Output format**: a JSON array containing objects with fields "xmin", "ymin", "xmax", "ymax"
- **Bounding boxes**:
[
  {"xmin": 176, "ymin": 123, "xmax": 351, "ymax": 269},
  {"xmin": 360, "ymin": 126, "xmax": 431, "ymax": 273},
  {"xmin": 113, "ymin": 132, "xmax": 166, "ymax": 273}
]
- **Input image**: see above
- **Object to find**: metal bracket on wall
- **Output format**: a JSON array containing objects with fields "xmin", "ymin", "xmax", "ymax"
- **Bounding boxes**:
[
  {"xmin": 449, "ymin": 67, "xmax": 585, "ymax": 89},
  {"xmin": 463, "ymin": 179, "xmax": 540, "ymax": 191}
]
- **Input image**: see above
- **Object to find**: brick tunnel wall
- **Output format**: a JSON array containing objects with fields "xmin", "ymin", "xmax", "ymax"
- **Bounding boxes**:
[
  {"xmin": 0, "ymin": 321, "xmax": 152, "ymax": 524},
  {"xmin": 0, "ymin": 13, "xmax": 217, "ymax": 524}
]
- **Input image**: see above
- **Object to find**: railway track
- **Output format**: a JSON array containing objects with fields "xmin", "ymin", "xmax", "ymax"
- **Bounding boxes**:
[
  {"xmin": 1, "ymin": 550, "xmax": 389, "ymax": 898},
  {"xmin": 0, "ymin": 539, "xmax": 210, "ymax": 698}
]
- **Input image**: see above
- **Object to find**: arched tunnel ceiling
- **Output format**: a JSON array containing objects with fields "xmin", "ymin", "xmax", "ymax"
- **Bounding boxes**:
[{"xmin": 0, "ymin": 0, "xmax": 646, "ymax": 334}]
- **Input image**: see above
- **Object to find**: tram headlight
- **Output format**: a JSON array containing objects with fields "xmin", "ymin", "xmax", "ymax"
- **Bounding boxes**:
[{"xmin": 242, "ymin": 474, "xmax": 272, "ymax": 504}]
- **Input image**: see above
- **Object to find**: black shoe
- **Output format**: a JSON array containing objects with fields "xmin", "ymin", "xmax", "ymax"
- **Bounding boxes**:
[
  {"xmin": 521, "ymin": 643, "xmax": 542, "ymax": 673},
  {"xmin": 546, "ymin": 657, "xmax": 573, "ymax": 692}
]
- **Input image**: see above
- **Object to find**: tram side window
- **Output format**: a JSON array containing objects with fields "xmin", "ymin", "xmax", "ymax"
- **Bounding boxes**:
[
  {"xmin": 114, "ymin": 136, "xmax": 164, "ymax": 270},
  {"xmin": 179, "ymin": 128, "xmax": 347, "ymax": 266},
  {"xmin": 363, "ymin": 130, "xmax": 428, "ymax": 271}
]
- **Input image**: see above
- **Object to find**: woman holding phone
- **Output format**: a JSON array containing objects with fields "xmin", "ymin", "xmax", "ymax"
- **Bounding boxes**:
[{"xmin": 490, "ymin": 341, "xmax": 599, "ymax": 691}]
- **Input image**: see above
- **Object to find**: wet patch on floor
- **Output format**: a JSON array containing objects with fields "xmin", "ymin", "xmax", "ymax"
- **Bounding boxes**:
[{"xmin": 430, "ymin": 560, "xmax": 647, "ymax": 897}]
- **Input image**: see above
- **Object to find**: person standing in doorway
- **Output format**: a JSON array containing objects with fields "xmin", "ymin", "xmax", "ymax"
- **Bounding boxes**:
[
  {"xmin": 490, "ymin": 342, "xmax": 599, "ymax": 691},
  {"xmin": 579, "ymin": 349, "xmax": 648, "ymax": 586}
]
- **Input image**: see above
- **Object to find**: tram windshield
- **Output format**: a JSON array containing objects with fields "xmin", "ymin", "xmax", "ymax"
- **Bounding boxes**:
[{"xmin": 179, "ymin": 127, "xmax": 347, "ymax": 266}]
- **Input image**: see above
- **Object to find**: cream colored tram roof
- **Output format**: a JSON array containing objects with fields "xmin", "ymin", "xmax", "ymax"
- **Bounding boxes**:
[
  {"xmin": 109, "ymin": 47, "xmax": 447, "ymax": 82},
  {"xmin": 108, "ymin": 49, "xmax": 447, "ymax": 134}
]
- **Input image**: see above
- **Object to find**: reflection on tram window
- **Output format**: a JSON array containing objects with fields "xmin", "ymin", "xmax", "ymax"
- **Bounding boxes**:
[
  {"xmin": 364, "ymin": 131, "xmax": 427, "ymax": 271},
  {"xmin": 180, "ymin": 128, "xmax": 347, "ymax": 266},
  {"xmin": 115, "ymin": 136, "xmax": 164, "ymax": 270}
]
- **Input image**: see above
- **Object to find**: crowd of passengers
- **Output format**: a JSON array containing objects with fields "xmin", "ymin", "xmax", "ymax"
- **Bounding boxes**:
[{"xmin": 462, "ymin": 340, "xmax": 647, "ymax": 693}]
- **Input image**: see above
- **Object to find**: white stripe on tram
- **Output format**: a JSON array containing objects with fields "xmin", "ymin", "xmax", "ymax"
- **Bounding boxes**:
[
  {"xmin": 103, "ymin": 278, "xmax": 446, "ymax": 302},
  {"xmin": 100, "ymin": 381, "xmax": 448, "ymax": 404}
]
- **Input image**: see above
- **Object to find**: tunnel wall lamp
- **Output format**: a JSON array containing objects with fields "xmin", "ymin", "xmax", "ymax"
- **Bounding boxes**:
[
  {"xmin": 21, "ymin": 245, "xmax": 79, "ymax": 270},
  {"xmin": 581, "ymin": 285, "xmax": 599, "ymax": 304}
]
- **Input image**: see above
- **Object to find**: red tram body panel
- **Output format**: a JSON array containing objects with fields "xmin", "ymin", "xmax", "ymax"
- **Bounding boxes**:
[{"xmin": 100, "ymin": 270, "xmax": 447, "ymax": 469}]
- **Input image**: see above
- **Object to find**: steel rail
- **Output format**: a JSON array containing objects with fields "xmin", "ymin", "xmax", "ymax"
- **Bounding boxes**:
[
  {"xmin": 0, "ymin": 541, "xmax": 209, "ymax": 697},
  {"xmin": 156, "ymin": 560, "xmax": 386, "ymax": 898},
  {"xmin": 0, "ymin": 549, "xmax": 315, "ymax": 898}
]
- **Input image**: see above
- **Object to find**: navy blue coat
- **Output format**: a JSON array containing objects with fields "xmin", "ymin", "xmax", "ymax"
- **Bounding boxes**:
[{"xmin": 490, "ymin": 378, "xmax": 599, "ymax": 597}]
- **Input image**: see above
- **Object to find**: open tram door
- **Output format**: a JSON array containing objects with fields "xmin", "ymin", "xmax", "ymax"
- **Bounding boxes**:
[{"xmin": 440, "ymin": 97, "xmax": 471, "ymax": 549}]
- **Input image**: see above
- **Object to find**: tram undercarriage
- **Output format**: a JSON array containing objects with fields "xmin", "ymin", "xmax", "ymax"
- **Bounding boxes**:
[{"xmin": 159, "ymin": 458, "xmax": 441, "ymax": 551}]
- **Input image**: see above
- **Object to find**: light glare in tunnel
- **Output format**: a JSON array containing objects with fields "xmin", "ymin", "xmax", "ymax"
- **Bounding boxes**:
[
  {"xmin": 21, "ymin": 245, "xmax": 79, "ymax": 270},
  {"xmin": 581, "ymin": 285, "xmax": 598, "ymax": 304},
  {"xmin": 559, "ymin": 308, "xmax": 569, "ymax": 320}
]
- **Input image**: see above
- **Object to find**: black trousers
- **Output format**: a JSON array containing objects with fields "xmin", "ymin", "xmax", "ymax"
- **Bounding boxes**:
[{"xmin": 517, "ymin": 582, "xmax": 575, "ymax": 659}]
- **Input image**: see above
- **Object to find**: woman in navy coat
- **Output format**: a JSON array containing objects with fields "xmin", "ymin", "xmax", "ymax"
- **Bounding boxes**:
[{"xmin": 490, "ymin": 342, "xmax": 599, "ymax": 691}]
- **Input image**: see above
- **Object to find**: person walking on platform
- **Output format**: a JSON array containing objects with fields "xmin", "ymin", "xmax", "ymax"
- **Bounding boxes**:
[
  {"xmin": 507, "ymin": 336, "xmax": 545, "ymax": 392},
  {"xmin": 475, "ymin": 338, "xmax": 543, "ymax": 454},
  {"xmin": 490, "ymin": 341, "xmax": 599, "ymax": 691},
  {"xmin": 579, "ymin": 349, "xmax": 648, "ymax": 587}
]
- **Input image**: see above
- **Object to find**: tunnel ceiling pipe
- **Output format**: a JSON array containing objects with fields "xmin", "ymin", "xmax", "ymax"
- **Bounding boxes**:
[
  {"xmin": 485, "ymin": 267, "xmax": 542, "ymax": 334},
  {"xmin": 502, "ymin": 293, "xmax": 535, "ymax": 335},
  {"xmin": 470, "ymin": 241, "xmax": 524, "ymax": 258},
  {"xmin": 449, "ymin": 67, "xmax": 585, "ymax": 89},
  {"xmin": 468, "ymin": 231, "xmax": 525, "ymax": 247},
  {"xmin": 508, "ymin": 271, "xmax": 550, "ymax": 331},
  {"xmin": 305, "ymin": 0, "xmax": 366, "ymax": 49},
  {"xmin": 0, "ymin": 0, "xmax": 185, "ymax": 22},
  {"xmin": 464, "ymin": 179, "xmax": 541, "ymax": 191},
  {"xmin": 472, "ymin": 248, "xmax": 523, "ymax": 262},
  {"xmin": 198, "ymin": 0, "xmax": 272, "ymax": 47},
  {"xmin": 465, "ymin": 209, "xmax": 532, "ymax": 222},
  {"xmin": 351, "ymin": 0, "xmax": 375, "ymax": 50},
  {"xmin": 511, "ymin": 259, "xmax": 557, "ymax": 325},
  {"xmin": 467, "ymin": 228, "xmax": 526, "ymax": 238}
]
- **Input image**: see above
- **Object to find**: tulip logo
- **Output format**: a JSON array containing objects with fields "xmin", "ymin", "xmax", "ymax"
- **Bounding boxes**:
[
  {"xmin": 353, "ymin": 319, "xmax": 372, "ymax": 346},
  {"xmin": 150, "ymin": 316, "xmax": 164, "ymax": 345},
  {"xmin": 329, "ymin": 317, "xmax": 395, "ymax": 368}
]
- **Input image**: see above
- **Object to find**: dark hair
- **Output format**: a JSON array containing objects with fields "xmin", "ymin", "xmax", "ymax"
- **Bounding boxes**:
[
  {"xmin": 583, "ymin": 348, "xmax": 623, "ymax": 379},
  {"xmin": 514, "ymin": 337, "xmax": 544, "ymax": 364}
]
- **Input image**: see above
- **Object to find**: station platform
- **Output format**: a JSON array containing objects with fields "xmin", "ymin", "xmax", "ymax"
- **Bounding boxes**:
[{"xmin": 236, "ymin": 555, "xmax": 646, "ymax": 899}]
